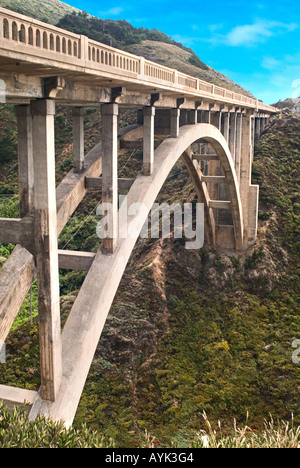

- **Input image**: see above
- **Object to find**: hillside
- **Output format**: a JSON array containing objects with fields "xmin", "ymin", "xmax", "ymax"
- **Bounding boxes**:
[
  {"xmin": 0, "ymin": 0, "xmax": 79, "ymax": 23},
  {"xmin": 273, "ymin": 98, "xmax": 300, "ymax": 116},
  {"xmin": 72, "ymin": 113, "xmax": 299, "ymax": 446},
  {"xmin": 0, "ymin": 106, "xmax": 299, "ymax": 446}
]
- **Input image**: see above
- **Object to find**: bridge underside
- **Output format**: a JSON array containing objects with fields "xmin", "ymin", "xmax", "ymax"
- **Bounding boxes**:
[
  {"xmin": 0, "ymin": 117, "xmax": 256, "ymax": 425},
  {"xmin": 0, "ymin": 6, "xmax": 276, "ymax": 425}
]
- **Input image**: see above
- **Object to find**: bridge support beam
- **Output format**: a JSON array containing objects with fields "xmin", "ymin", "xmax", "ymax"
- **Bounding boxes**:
[
  {"xmin": 235, "ymin": 112, "xmax": 242, "ymax": 185},
  {"xmin": 171, "ymin": 108, "xmax": 180, "ymax": 138},
  {"xmin": 72, "ymin": 107, "xmax": 85, "ymax": 173},
  {"xmin": 240, "ymin": 110, "xmax": 259, "ymax": 247},
  {"xmin": 16, "ymin": 105, "xmax": 34, "ymax": 217},
  {"xmin": 255, "ymin": 117, "xmax": 261, "ymax": 140},
  {"xmin": 31, "ymin": 99, "xmax": 62, "ymax": 402},
  {"xmin": 214, "ymin": 111, "xmax": 222, "ymax": 131},
  {"xmin": 189, "ymin": 109, "xmax": 198, "ymax": 125},
  {"xmin": 143, "ymin": 106, "xmax": 155, "ymax": 175},
  {"xmin": 101, "ymin": 102, "xmax": 119, "ymax": 254},
  {"xmin": 229, "ymin": 112, "xmax": 237, "ymax": 163},
  {"xmin": 222, "ymin": 111, "xmax": 230, "ymax": 143}
]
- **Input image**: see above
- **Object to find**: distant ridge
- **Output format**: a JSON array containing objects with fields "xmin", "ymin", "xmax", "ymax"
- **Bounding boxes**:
[{"xmin": 273, "ymin": 97, "xmax": 300, "ymax": 116}]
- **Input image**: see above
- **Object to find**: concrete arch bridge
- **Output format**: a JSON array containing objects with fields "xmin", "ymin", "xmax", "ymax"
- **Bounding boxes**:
[{"xmin": 0, "ymin": 7, "xmax": 276, "ymax": 425}]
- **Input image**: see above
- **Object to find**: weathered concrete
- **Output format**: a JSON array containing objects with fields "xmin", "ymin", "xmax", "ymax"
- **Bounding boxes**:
[
  {"xmin": 85, "ymin": 177, "xmax": 134, "ymax": 191},
  {"xmin": 143, "ymin": 106, "xmax": 155, "ymax": 175},
  {"xmin": 235, "ymin": 112, "xmax": 243, "ymax": 185},
  {"xmin": 0, "ymin": 385, "xmax": 37, "ymax": 411},
  {"xmin": 58, "ymin": 250, "xmax": 95, "ymax": 271},
  {"xmin": 31, "ymin": 99, "xmax": 62, "ymax": 402},
  {"xmin": 171, "ymin": 108, "xmax": 180, "ymax": 138},
  {"xmin": 16, "ymin": 105, "xmax": 34, "ymax": 217},
  {"xmin": 0, "ymin": 216, "xmax": 33, "ymax": 249},
  {"xmin": 101, "ymin": 103, "xmax": 119, "ymax": 254},
  {"xmin": 72, "ymin": 107, "xmax": 85, "ymax": 173},
  {"xmin": 0, "ymin": 245, "xmax": 35, "ymax": 342},
  {"xmin": 240, "ymin": 111, "xmax": 259, "ymax": 247}
]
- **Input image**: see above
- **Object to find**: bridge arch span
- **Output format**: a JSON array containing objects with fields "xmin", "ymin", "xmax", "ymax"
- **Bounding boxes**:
[{"xmin": 30, "ymin": 123, "xmax": 244, "ymax": 425}]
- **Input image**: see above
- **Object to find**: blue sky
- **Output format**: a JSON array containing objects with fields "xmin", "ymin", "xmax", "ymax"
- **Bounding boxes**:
[{"xmin": 66, "ymin": 0, "xmax": 300, "ymax": 104}]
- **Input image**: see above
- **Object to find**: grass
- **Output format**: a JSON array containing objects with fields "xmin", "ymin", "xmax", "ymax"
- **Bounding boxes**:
[
  {"xmin": 1, "ymin": 403, "xmax": 299, "ymax": 448},
  {"xmin": 0, "ymin": 402, "xmax": 114, "ymax": 448},
  {"xmin": 190, "ymin": 413, "xmax": 300, "ymax": 449}
]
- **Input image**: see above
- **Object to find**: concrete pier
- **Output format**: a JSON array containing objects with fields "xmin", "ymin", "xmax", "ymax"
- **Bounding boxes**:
[
  {"xmin": 143, "ymin": 106, "xmax": 155, "ymax": 175},
  {"xmin": 101, "ymin": 102, "xmax": 119, "ymax": 254},
  {"xmin": 73, "ymin": 107, "xmax": 85, "ymax": 173},
  {"xmin": 31, "ymin": 99, "xmax": 62, "ymax": 402}
]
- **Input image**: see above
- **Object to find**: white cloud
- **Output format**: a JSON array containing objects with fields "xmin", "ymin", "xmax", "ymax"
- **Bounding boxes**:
[
  {"xmin": 225, "ymin": 21, "xmax": 298, "ymax": 47},
  {"xmin": 98, "ymin": 6, "xmax": 125, "ymax": 18},
  {"xmin": 262, "ymin": 56, "xmax": 281, "ymax": 70},
  {"xmin": 204, "ymin": 20, "xmax": 298, "ymax": 48},
  {"xmin": 108, "ymin": 7, "xmax": 124, "ymax": 15}
]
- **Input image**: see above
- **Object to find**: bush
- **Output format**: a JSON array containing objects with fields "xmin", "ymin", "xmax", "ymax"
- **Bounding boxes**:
[{"xmin": 0, "ymin": 403, "xmax": 114, "ymax": 448}]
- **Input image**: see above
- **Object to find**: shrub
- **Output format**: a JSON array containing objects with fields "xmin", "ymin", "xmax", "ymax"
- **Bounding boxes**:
[{"xmin": 0, "ymin": 403, "xmax": 114, "ymax": 448}]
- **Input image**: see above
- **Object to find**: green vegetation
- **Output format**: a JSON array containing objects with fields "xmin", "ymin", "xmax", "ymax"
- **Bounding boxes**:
[
  {"xmin": 0, "ymin": 0, "xmax": 79, "ymax": 24},
  {"xmin": 0, "ymin": 402, "xmax": 114, "ymax": 448},
  {"xmin": 1, "ymin": 403, "xmax": 299, "ymax": 448},
  {"xmin": 56, "ymin": 10, "xmax": 205, "ymax": 61},
  {"xmin": 0, "ymin": 107, "xmax": 299, "ymax": 447}
]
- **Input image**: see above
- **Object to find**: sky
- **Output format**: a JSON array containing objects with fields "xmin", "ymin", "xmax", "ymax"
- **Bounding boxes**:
[{"xmin": 65, "ymin": 0, "xmax": 300, "ymax": 104}]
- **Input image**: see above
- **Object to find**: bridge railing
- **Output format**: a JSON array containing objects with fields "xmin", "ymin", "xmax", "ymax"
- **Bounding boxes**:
[
  {"xmin": 0, "ymin": 8, "xmax": 82, "ymax": 60},
  {"xmin": 0, "ymin": 7, "xmax": 277, "ymax": 112}
]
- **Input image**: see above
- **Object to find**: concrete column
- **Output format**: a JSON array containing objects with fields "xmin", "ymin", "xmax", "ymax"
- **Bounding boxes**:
[
  {"xmin": 143, "ymin": 106, "xmax": 155, "ymax": 175},
  {"xmin": 240, "ymin": 111, "xmax": 255, "ymax": 248},
  {"xmin": 188, "ymin": 109, "xmax": 198, "ymax": 125},
  {"xmin": 235, "ymin": 113, "xmax": 243, "ymax": 185},
  {"xmin": 251, "ymin": 116, "xmax": 255, "ymax": 158},
  {"xmin": 255, "ymin": 117, "xmax": 261, "ymax": 140},
  {"xmin": 101, "ymin": 103, "xmax": 119, "ymax": 254},
  {"xmin": 72, "ymin": 107, "xmax": 85, "ymax": 173},
  {"xmin": 202, "ymin": 110, "xmax": 211, "ymax": 124},
  {"xmin": 229, "ymin": 112, "xmax": 237, "ymax": 162},
  {"xmin": 223, "ymin": 112, "xmax": 230, "ymax": 143},
  {"xmin": 214, "ymin": 111, "xmax": 222, "ymax": 130},
  {"xmin": 16, "ymin": 105, "xmax": 34, "ymax": 217},
  {"xmin": 171, "ymin": 108, "xmax": 180, "ymax": 138},
  {"xmin": 31, "ymin": 99, "xmax": 62, "ymax": 402},
  {"xmin": 261, "ymin": 117, "xmax": 265, "ymax": 133},
  {"xmin": 179, "ymin": 110, "xmax": 188, "ymax": 126},
  {"xmin": 137, "ymin": 109, "xmax": 143, "ymax": 125}
]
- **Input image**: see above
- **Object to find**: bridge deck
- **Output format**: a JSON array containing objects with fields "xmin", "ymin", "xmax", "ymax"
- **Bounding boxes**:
[
  {"xmin": 0, "ymin": 6, "xmax": 277, "ymax": 424},
  {"xmin": 0, "ymin": 7, "xmax": 277, "ymax": 112}
]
